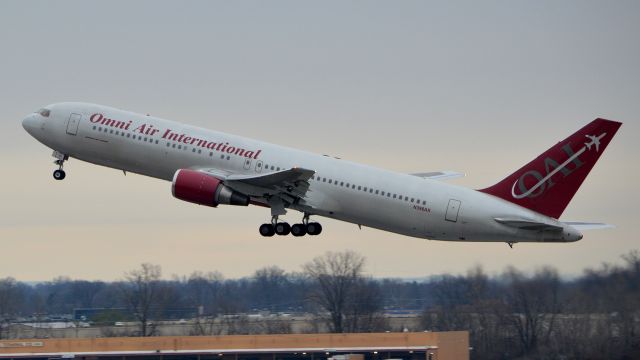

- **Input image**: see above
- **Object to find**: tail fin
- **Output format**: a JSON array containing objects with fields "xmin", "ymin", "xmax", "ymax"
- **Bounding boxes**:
[{"xmin": 479, "ymin": 118, "xmax": 622, "ymax": 219}]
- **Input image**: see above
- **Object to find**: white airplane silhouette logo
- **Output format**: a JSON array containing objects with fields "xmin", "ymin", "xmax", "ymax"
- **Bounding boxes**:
[{"xmin": 585, "ymin": 133, "xmax": 606, "ymax": 152}]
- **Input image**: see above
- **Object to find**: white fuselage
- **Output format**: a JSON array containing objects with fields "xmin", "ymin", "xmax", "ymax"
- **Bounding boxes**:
[{"xmin": 22, "ymin": 102, "xmax": 583, "ymax": 243}]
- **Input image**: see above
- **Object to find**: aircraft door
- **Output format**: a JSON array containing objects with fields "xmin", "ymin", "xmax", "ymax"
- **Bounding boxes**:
[
  {"xmin": 445, "ymin": 199, "xmax": 461, "ymax": 222},
  {"xmin": 66, "ymin": 113, "xmax": 82, "ymax": 135}
]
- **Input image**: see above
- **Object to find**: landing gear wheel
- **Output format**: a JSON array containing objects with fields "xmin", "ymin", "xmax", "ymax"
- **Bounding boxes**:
[
  {"xmin": 275, "ymin": 222, "xmax": 291, "ymax": 236},
  {"xmin": 259, "ymin": 223, "xmax": 275, "ymax": 237},
  {"xmin": 53, "ymin": 169, "xmax": 66, "ymax": 180},
  {"xmin": 306, "ymin": 222, "xmax": 322, "ymax": 235},
  {"xmin": 291, "ymin": 223, "xmax": 307, "ymax": 237}
]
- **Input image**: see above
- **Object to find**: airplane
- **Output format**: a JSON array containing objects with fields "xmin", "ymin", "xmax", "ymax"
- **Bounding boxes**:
[
  {"xmin": 22, "ymin": 103, "xmax": 621, "ymax": 247},
  {"xmin": 585, "ymin": 133, "xmax": 605, "ymax": 152}
]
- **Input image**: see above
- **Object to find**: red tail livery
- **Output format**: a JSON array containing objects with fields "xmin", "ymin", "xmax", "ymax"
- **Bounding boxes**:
[{"xmin": 480, "ymin": 118, "xmax": 622, "ymax": 219}]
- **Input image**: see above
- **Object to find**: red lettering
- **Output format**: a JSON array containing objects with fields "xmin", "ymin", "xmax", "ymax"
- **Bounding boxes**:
[{"xmin": 90, "ymin": 113, "xmax": 103, "ymax": 123}]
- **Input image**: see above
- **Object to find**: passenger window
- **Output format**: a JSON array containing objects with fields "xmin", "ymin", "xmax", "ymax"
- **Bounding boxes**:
[
  {"xmin": 221, "ymin": 154, "xmax": 225, "ymax": 159},
  {"xmin": 405, "ymin": 196, "xmax": 409, "ymax": 201},
  {"xmin": 127, "ymin": 134, "xmax": 131, "ymax": 138},
  {"xmin": 198, "ymin": 149, "xmax": 202, "ymax": 154},
  {"xmin": 369, "ymin": 189, "xmax": 373, "ymax": 193},
  {"xmin": 358, "ymin": 186, "xmax": 361, "ymax": 190},
  {"xmin": 363, "ymin": 187, "xmax": 367, "ymax": 192},
  {"xmin": 226, "ymin": 155, "xmax": 230, "ymax": 160},
  {"xmin": 375, "ymin": 190, "xmax": 379, "ymax": 195},
  {"xmin": 411, "ymin": 198, "xmax": 414, "ymax": 203},
  {"xmin": 209, "ymin": 152, "xmax": 213, "ymax": 156},
  {"xmin": 155, "ymin": 140, "xmax": 159, "ymax": 144},
  {"xmin": 393, "ymin": 194, "xmax": 397, "ymax": 199}
]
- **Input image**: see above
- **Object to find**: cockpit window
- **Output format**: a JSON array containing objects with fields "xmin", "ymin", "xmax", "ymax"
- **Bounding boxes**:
[{"xmin": 36, "ymin": 108, "xmax": 50, "ymax": 117}]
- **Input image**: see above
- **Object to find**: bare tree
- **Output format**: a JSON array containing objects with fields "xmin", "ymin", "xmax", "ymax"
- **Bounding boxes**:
[
  {"xmin": 304, "ymin": 250, "xmax": 375, "ymax": 333},
  {"xmin": 119, "ymin": 263, "xmax": 164, "ymax": 336},
  {"xmin": 503, "ymin": 266, "xmax": 561, "ymax": 357},
  {"xmin": 344, "ymin": 278, "xmax": 388, "ymax": 332},
  {"xmin": 252, "ymin": 266, "xmax": 289, "ymax": 311},
  {"xmin": 0, "ymin": 278, "xmax": 20, "ymax": 339},
  {"xmin": 187, "ymin": 271, "xmax": 225, "ymax": 336}
]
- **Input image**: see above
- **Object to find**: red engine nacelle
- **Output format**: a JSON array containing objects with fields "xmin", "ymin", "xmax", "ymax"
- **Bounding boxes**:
[{"xmin": 171, "ymin": 169, "xmax": 249, "ymax": 207}]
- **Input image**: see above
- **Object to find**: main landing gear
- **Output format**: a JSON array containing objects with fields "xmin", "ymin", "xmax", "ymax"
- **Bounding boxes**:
[
  {"xmin": 259, "ymin": 213, "xmax": 322, "ymax": 237},
  {"xmin": 52, "ymin": 151, "xmax": 68, "ymax": 181}
]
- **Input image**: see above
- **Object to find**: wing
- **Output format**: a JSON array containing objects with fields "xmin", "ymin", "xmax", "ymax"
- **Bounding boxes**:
[
  {"xmin": 410, "ymin": 171, "xmax": 465, "ymax": 181},
  {"xmin": 198, "ymin": 167, "xmax": 315, "ymax": 211}
]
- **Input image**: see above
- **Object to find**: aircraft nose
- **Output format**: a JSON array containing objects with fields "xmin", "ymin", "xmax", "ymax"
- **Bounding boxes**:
[{"xmin": 22, "ymin": 114, "xmax": 40, "ymax": 134}]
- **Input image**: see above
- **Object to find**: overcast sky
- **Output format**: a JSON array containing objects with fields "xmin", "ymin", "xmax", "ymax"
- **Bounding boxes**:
[{"xmin": 1, "ymin": 1, "xmax": 638, "ymax": 281}]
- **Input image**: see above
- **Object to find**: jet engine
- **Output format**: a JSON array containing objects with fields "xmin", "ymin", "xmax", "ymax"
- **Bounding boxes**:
[{"xmin": 171, "ymin": 169, "xmax": 249, "ymax": 207}]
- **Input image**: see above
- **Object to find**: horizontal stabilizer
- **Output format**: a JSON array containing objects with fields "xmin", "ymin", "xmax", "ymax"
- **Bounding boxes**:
[
  {"xmin": 562, "ymin": 221, "xmax": 614, "ymax": 230},
  {"xmin": 494, "ymin": 217, "xmax": 563, "ymax": 231},
  {"xmin": 410, "ymin": 171, "xmax": 465, "ymax": 181}
]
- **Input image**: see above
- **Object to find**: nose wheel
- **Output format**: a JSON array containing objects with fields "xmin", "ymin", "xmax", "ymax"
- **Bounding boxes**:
[
  {"xmin": 52, "ymin": 151, "xmax": 69, "ymax": 181},
  {"xmin": 53, "ymin": 168, "xmax": 66, "ymax": 180}
]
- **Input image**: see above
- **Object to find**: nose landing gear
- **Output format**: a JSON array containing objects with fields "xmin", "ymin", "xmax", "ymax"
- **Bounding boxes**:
[{"xmin": 52, "ymin": 151, "xmax": 68, "ymax": 181}]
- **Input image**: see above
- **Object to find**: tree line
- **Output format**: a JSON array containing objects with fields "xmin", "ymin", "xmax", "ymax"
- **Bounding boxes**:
[{"xmin": 0, "ymin": 250, "xmax": 639, "ymax": 359}]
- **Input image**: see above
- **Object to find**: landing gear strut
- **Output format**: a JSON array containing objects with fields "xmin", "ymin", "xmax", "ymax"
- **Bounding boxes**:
[{"xmin": 52, "ymin": 151, "xmax": 68, "ymax": 180}]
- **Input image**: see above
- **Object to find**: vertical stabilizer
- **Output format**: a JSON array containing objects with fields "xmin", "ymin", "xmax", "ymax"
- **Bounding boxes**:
[{"xmin": 479, "ymin": 118, "xmax": 622, "ymax": 219}]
